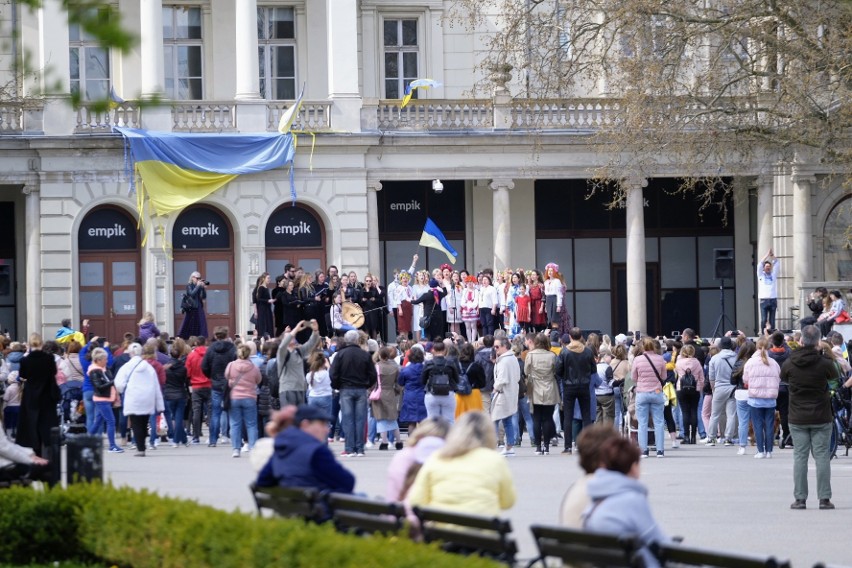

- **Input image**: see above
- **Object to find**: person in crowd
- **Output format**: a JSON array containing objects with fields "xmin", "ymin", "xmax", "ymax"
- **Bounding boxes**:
[
  {"xmin": 58, "ymin": 340, "xmax": 85, "ymax": 423},
  {"xmin": 767, "ymin": 331, "xmax": 793, "ymax": 448},
  {"xmin": 782, "ymin": 325, "xmax": 836, "ymax": 510},
  {"xmin": 556, "ymin": 327, "xmax": 595, "ymax": 455},
  {"xmin": 455, "ymin": 343, "xmax": 486, "ymax": 419},
  {"xmin": 460, "ymin": 275, "xmax": 480, "ymax": 342},
  {"xmin": 525, "ymin": 333, "xmax": 559, "ymax": 455},
  {"xmin": 527, "ymin": 270, "xmax": 547, "ymax": 333},
  {"xmin": 0, "ymin": 395, "xmax": 50, "ymax": 483},
  {"xmin": 632, "ymin": 337, "xmax": 667, "ymax": 458},
  {"xmin": 225, "ymin": 343, "xmax": 262, "ymax": 458},
  {"xmin": 445, "ymin": 271, "xmax": 464, "ymax": 337},
  {"xmin": 610, "ymin": 343, "xmax": 630, "ymax": 432},
  {"xmin": 478, "ymin": 274, "xmax": 499, "ymax": 337},
  {"xmin": 201, "ymin": 326, "xmax": 237, "ymax": 447},
  {"xmin": 370, "ymin": 346, "xmax": 403, "ymax": 450},
  {"xmin": 55, "ymin": 318, "xmax": 87, "ymax": 347},
  {"xmin": 306, "ymin": 351, "xmax": 332, "ymax": 436},
  {"xmin": 358, "ymin": 274, "xmax": 383, "ymax": 339},
  {"xmin": 801, "ymin": 287, "xmax": 828, "ymax": 327},
  {"xmin": 560, "ymin": 423, "xmax": 621, "ymax": 527},
  {"xmin": 330, "ymin": 329, "xmax": 374, "ymax": 457},
  {"xmin": 421, "ymin": 340, "xmax": 460, "ymax": 424},
  {"xmin": 186, "ymin": 336, "xmax": 209, "ymax": 445},
  {"xmin": 514, "ymin": 283, "xmax": 531, "ymax": 334},
  {"xmin": 818, "ymin": 289, "xmax": 847, "ymax": 337},
  {"xmin": 412, "ymin": 278, "xmax": 447, "ymax": 342},
  {"xmin": 595, "ymin": 350, "xmax": 616, "ymax": 425},
  {"xmin": 674, "ymin": 344, "xmax": 704, "ymax": 444},
  {"xmin": 298, "ymin": 273, "xmax": 325, "ymax": 344},
  {"xmin": 407, "ymin": 411, "xmax": 516, "ymax": 516},
  {"xmin": 163, "ymin": 340, "xmax": 190, "ymax": 447},
  {"xmin": 411, "ymin": 271, "xmax": 430, "ymax": 341},
  {"xmin": 16, "ymin": 334, "xmax": 60, "ymax": 457},
  {"xmin": 138, "ymin": 312, "xmax": 161, "ymax": 343},
  {"xmin": 277, "ymin": 319, "xmax": 321, "ymax": 406},
  {"xmin": 80, "ymin": 337, "xmax": 113, "ymax": 434},
  {"xmin": 115, "ymin": 343, "xmax": 164, "ymax": 457},
  {"xmin": 583, "ymin": 437, "xmax": 670, "ymax": 561},
  {"xmin": 743, "ymin": 338, "xmax": 781, "ymax": 459},
  {"xmin": 492, "ymin": 337, "xmax": 519, "ymax": 456},
  {"xmin": 542, "ymin": 263, "xmax": 564, "ymax": 330},
  {"xmin": 278, "ymin": 278, "xmax": 302, "ymax": 336},
  {"xmin": 706, "ymin": 336, "xmax": 738, "ymax": 446},
  {"xmin": 398, "ymin": 346, "xmax": 428, "ymax": 433},
  {"xmin": 252, "ymin": 272, "xmax": 275, "ymax": 339},
  {"xmin": 177, "ymin": 271, "xmax": 208, "ymax": 340},
  {"xmin": 87, "ymin": 347, "xmax": 123, "ymax": 453},
  {"xmin": 3, "ymin": 373, "xmax": 22, "ymax": 439},
  {"xmin": 250, "ymin": 405, "xmax": 296, "ymax": 473},
  {"xmin": 729, "ymin": 341, "xmax": 756, "ymax": 456},
  {"xmin": 476, "ymin": 336, "xmax": 496, "ymax": 415},
  {"xmin": 395, "ymin": 271, "xmax": 416, "ymax": 340},
  {"xmin": 386, "ymin": 416, "xmax": 450, "ymax": 502},
  {"xmin": 757, "ymin": 248, "xmax": 779, "ymax": 333},
  {"xmin": 256, "ymin": 405, "xmax": 355, "ymax": 495}
]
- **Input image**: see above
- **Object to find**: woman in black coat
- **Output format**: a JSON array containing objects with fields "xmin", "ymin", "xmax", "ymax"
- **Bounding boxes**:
[
  {"xmin": 359, "ymin": 275, "xmax": 383, "ymax": 339},
  {"xmin": 253, "ymin": 272, "xmax": 275, "ymax": 339},
  {"xmin": 16, "ymin": 335, "xmax": 60, "ymax": 457},
  {"xmin": 411, "ymin": 279, "xmax": 448, "ymax": 341}
]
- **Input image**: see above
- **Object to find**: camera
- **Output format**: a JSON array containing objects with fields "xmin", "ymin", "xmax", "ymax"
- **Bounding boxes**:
[
  {"xmin": 432, "ymin": 179, "xmax": 443, "ymax": 194},
  {"xmin": 201, "ymin": 279, "xmax": 210, "ymax": 286}
]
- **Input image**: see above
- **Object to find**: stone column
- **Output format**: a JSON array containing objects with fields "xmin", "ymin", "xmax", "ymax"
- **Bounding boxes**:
[
  {"xmin": 756, "ymin": 174, "xmax": 774, "ymax": 261},
  {"xmin": 326, "ymin": 0, "xmax": 361, "ymax": 132},
  {"xmin": 140, "ymin": 0, "xmax": 164, "ymax": 98},
  {"xmin": 234, "ymin": 0, "xmax": 260, "ymax": 99},
  {"xmin": 367, "ymin": 181, "xmax": 382, "ymax": 277},
  {"xmin": 625, "ymin": 178, "xmax": 648, "ymax": 335},
  {"xmin": 491, "ymin": 179, "xmax": 514, "ymax": 271},
  {"xmin": 791, "ymin": 172, "xmax": 815, "ymax": 294},
  {"xmin": 23, "ymin": 185, "xmax": 42, "ymax": 334}
]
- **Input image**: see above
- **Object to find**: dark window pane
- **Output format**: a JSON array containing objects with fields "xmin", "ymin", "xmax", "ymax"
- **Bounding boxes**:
[
  {"xmin": 85, "ymin": 47, "xmax": 109, "ymax": 79},
  {"xmin": 257, "ymin": 7, "xmax": 265, "ymax": 39},
  {"xmin": 384, "ymin": 53, "xmax": 398, "ymax": 78},
  {"xmin": 384, "ymin": 20, "xmax": 398, "ymax": 46},
  {"xmin": 69, "ymin": 48, "xmax": 80, "ymax": 80},
  {"xmin": 403, "ymin": 52, "xmax": 418, "ymax": 77},
  {"xmin": 274, "ymin": 45, "xmax": 295, "ymax": 77},
  {"xmin": 275, "ymin": 78, "xmax": 295, "ymax": 100},
  {"xmin": 385, "ymin": 79, "xmax": 398, "ymax": 99},
  {"xmin": 186, "ymin": 46, "xmax": 202, "ymax": 76},
  {"xmin": 272, "ymin": 7, "xmax": 295, "ymax": 39},
  {"xmin": 402, "ymin": 20, "xmax": 417, "ymax": 46},
  {"xmin": 176, "ymin": 7, "xmax": 202, "ymax": 39}
]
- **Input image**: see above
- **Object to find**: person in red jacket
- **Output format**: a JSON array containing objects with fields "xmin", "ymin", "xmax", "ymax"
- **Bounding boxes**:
[{"xmin": 186, "ymin": 336, "xmax": 210, "ymax": 444}]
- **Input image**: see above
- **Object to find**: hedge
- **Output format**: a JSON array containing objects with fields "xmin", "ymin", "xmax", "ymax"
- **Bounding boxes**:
[{"xmin": 0, "ymin": 484, "xmax": 501, "ymax": 568}]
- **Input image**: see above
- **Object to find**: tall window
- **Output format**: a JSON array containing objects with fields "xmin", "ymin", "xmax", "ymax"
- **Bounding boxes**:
[
  {"xmin": 383, "ymin": 18, "xmax": 418, "ymax": 99},
  {"xmin": 258, "ymin": 7, "xmax": 296, "ymax": 100},
  {"xmin": 163, "ymin": 6, "xmax": 203, "ymax": 100},
  {"xmin": 69, "ymin": 9, "xmax": 110, "ymax": 100}
]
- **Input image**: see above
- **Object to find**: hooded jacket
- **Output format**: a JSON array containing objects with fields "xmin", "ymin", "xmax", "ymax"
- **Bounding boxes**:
[
  {"xmin": 556, "ymin": 340, "xmax": 595, "ymax": 387},
  {"xmin": 780, "ymin": 346, "xmax": 834, "ymax": 425},
  {"xmin": 584, "ymin": 468, "xmax": 669, "ymax": 547},
  {"xmin": 767, "ymin": 344, "xmax": 792, "ymax": 386},
  {"xmin": 164, "ymin": 357, "xmax": 189, "ymax": 400},
  {"xmin": 256, "ymin": 426, "xmax": 355, "ymax": 494},
  {"xmin": 186, "ymin": 346, "xmax": 210, "ymax": 389},
  {"xmin": 138, "ymin": 321, "xmax": 161, "ymax": 342},
  {"xmin": 201, "ymin": 340, "xmax": 237, "ymax": 392}
]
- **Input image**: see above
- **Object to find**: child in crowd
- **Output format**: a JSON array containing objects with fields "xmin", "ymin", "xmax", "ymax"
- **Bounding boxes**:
[
  {"xmin": 515, "ymin": 284, "xmax": 531, "ymax": 334},
  {"xmin": 3, "ymin": 372, "xmax": 22, "ymax": 439},
  {"xmin": 460, "ymin": 276, "xmax": 480, "ymax": 342}
]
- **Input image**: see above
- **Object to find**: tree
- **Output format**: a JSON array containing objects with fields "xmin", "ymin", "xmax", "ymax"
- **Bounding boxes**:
[{"xmin": 449, "ymin": 0, "xmax": 852, "ymax": 201}]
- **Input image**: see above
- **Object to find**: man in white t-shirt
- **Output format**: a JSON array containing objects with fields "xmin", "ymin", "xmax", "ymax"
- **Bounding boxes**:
[{"xmin": 757, "ymin": 248, "xmax": 780, "ymax": 333}]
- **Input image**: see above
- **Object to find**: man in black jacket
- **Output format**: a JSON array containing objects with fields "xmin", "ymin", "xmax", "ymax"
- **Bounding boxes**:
[
  {"xmin": 201, "ymin": 326, "xmax": 236, "ymax": 447},
  {"xmin": 329, "ymin": 330, "xmax": 374, "ymax": 456},
  {"xmin": 555, "ymin": 327, "xmax": 595, "ymax": 455},
  {"xmin": 782, "ymin": 325, "xmax": 836, "ymax": 510}
]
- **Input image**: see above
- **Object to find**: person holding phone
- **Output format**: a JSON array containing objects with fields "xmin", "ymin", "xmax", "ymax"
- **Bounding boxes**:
[{"xmin": 178, "ymin": 271, "xmax": 208, "ymax": 340}]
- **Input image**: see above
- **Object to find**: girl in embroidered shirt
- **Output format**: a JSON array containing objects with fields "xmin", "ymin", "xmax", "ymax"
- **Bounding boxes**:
[{"xmin": 515, "ymin": 284, "xmax": 531, "ymax": 334}]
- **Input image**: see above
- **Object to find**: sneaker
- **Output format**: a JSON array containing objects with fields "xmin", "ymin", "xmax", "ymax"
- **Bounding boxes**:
[
  {"xmin": 705, "ymin": 438, "xmax": 716, "ymax": 446},
  {"xmin": 819, "ymin": 499, "xmax": 835, "ymax": 510},
  {"xmin": 395, "ymin": 442, "xmax": 404, "ymax": 451},
  {"xmin": 737, "ymin": 447, "xmax": 746, "ymax": 456},
  {"xmin": 241, "ymin": 443, "xmax": 249, "ymax": 453},
  {"xmin": 355, "ymin": 452, "xmax": 366, "ymax": 457},
  {"xmin": 699, "ymin": 437, "xmax": 708, "ymax": 444},
  {"xmin": 340, "ymin": 451, "xmax": 353, "ymax": 457},
  {"xmin": 379, "ymin": 443, "xmax": 389, "ymax": 451},
  {"xmin": 535, "ymin": 447, "xmax": 543, "ymax": 456},
  {"xmin": 190, "ymin": 439, "xmax": 200, "ymax": 446},
  {"xmin": 221, "ymin": 436, "xmax": 230, "ymax": 444},
  {"xmin": 641, "ymin": 450, "xmax": 649, "ymax": 459},
  {"xmin": 723, "ymin": 439, "xmax": 734, "ymax": 447},
  {"xmin": 134, "ymin": 451, "xmax": 146, "ymax": 457},
  {"xmin": 765, "ymin": 452, "xmax": 772, "ymax": 459},
  {"xmin": 365, "ymin": 441, "xmax": 374, "ymax": 449},
  {"xmin": 148, "ymin": 444, "xmax": 157, "ymax": 451},
  {"xmin": 656, "ymin": 451, "xmax": 664, "ymax": 458},
  {"xmin": 790, "ymin": 500, "xmax": 806, "ymax": 510},
  {"xmin": 543, "ymin": 449, "xmax": 550, "ymax": 455},
  {"xmin": 561, "ymin": 448, "xmax": 572, "ymax": 455},
  {"xmin": 672, "ymin": 440, "xmax": 679, "ymax": 449},
  {"xmin": 170, "ymin": 443, "xmax": 178, "ymax": 448},
  {"xmin": 208, "ymin": 442, "xmax": 217, "ymax": 448},
  {"xmin": 232, "ymin": 449, "xmax": 240, "ymax": 458},
  {"xmin": 501, "ymin": 449, "xmax": 516, "ymax": 457},
  {"xmin": 754, "ymin": 452, "xmax": 765, "ymax": 459},
  {"xmin": 108, "ymin": 447, "xmax": 125, "ymax": 454}
]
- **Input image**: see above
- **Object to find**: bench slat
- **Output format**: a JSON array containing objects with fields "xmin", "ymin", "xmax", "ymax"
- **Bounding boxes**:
[{"xmin": 654, "ymin": 543, "xmax": 791, "ymax": 568}]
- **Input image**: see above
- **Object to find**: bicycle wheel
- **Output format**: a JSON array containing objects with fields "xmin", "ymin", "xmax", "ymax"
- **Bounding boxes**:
[{"xmin": 830, "ymin": 419, "xmax": 840, "ymax": 459}]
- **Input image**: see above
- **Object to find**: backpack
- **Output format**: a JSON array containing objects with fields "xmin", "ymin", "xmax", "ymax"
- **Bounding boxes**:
[
  {"xmin": 456, "ymin": 362, "xmax": 474, "ymax": 396},
  {"xmin": 680, "ymin": 368, "xmax": 697, "ymax": 391},
  {"xmin": 428, "ymin": 363, "xmax": 453, "ymax": 396},
  {"xmin": 180, "ymin": 292, "xmax": 196, "ymax": 313}
]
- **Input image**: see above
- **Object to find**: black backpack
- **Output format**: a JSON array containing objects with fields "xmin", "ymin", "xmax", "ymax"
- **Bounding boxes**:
[
  {"xmin": 456, "ymin": 362, "xmax": 474, "ymax": 396},
  {"xmin": 428, "ymin": 364, "xmax": 453, "ymax": 396},
  {"xmin": 680, "ymin": 369, "xmax": 697, "ymax": 391}
]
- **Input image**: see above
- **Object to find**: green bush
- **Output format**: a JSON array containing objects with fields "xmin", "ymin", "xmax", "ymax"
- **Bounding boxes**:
[{"xmin": 0, "ymin": 485, "xmax": 500, "ymax": 568}]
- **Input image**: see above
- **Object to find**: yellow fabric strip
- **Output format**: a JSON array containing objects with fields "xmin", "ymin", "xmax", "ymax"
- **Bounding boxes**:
[
  {"xmin": 419, "ymin": 233, "xmax": 457, "ymax": 263},
  {"xmin": 136, "ymin": 161, "xmax": 237, "ymax": 217}
]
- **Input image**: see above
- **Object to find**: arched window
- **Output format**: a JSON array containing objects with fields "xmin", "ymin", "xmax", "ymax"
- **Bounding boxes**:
[{"xmin": 824, "ymin": 197, "xmax": 852, "ymax": 280}]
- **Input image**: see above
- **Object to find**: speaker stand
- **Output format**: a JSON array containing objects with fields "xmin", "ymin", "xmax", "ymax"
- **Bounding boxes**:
[{"xmin": 711, "ymin": 279, "xmax": 736, "ymax": 339}]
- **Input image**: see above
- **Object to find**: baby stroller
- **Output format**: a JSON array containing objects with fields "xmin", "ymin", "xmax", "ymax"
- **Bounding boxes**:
[
  {"xmin": 830, "ymin": 387, "xmax": 852, "ymax": 458},
  {"xmin": 625, "ymin": 385, "xmax": 656, "ymax": 450},
  {"xmin": 60, "ymin": 382, "xmax": 85, "ymax": 428}
]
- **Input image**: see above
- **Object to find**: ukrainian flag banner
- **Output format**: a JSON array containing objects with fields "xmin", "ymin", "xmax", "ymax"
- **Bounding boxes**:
[{"xmin": 419, "ymin": 218, "xmax": 458, "ymax": 264}]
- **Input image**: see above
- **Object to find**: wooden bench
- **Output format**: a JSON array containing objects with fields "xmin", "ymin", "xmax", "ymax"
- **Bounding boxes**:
[
  {"xmin": 527, "ymin": 524, "xmax": 643, "ymax": 568},
  {"xmin": 0, "ymin": 478, "xmax": 33, "ymax": 490},
  {"xmin": 250, "ymin": 483, "xmax": 327, "ymax": 523},
  {"xmin": 412, "ymin": 506, "xmax": 517, "ymax": 565},
  {"xmin": 327, "ymin": 493, "xmax": 407, "ymax": 536},
  {"xmin": 652, "ymin": 542, "xmax": 791, "ymax": 568}
]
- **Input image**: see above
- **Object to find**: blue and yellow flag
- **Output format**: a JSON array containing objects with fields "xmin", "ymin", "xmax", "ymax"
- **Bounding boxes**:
[
  {"xmin": 419, "ymin": 218, "xmax": 457, "ymax": 263},
  {"xmin": 401, "ymin": 78, "xmax": 441, "ymax": 108}
]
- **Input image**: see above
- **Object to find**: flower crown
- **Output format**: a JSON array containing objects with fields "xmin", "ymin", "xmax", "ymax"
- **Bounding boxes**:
[
  {"xmin": 440, "ymin": 263, "xmax": 453, "ymax": 271},
  {"xmin": 398, "ymin": 270, "xmax": 411, "ymax": 281},
  {"xmin": 545, "ymin": 262, "xmax": 560, "ymax": 273},
  {"xmin": 464, "ymin": 275, "xmax": 477, "ymax": 284}
]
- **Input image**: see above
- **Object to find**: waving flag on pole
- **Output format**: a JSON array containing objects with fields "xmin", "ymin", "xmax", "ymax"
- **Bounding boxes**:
[
  {"xmin": 419, "ymin": 218, "xmax": 457, "ymax": 263},
  {"xmin": 401, "ymin": 78, "xmax": 442, "ymax": 108},
  {"xmin": 278, "ymin": 83, "xmax": 306, "ymax": 134},
  {"xmin": 108, "ymin": 86, "xmax": 125, "ymax": 109}
]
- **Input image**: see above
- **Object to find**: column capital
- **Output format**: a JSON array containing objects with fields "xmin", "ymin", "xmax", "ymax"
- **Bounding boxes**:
[
  {"xmin": 622, "ymin": 176, "xmax": 648, "ymax": 190},
  {"xmin": 756, "ymin": 173, "xmax": 774, "ymax": 188},
  {"xmin": 791, "ymin": 173, "xmax": 817, "ymax": 187},
  {"xmin": 367, "ymin": 180, "xmax": 383, "ymax": 192},
  {"xmin": 489, "ymin": 178, "xmax": 515, "ymax": 191},
  {"xmin": 21, "ymin": 184, "xmax": 38, "ymax": 195}
]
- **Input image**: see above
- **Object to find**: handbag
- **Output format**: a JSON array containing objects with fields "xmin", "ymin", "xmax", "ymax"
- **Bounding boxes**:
[
  {"xmin": 369, "ymin": 363, "xmax": 383, "ymax": 401},
  {"xmin": 419, "ymin": 302, "xmax": 436, "ymax": 329},
  {"xmin": 223, "ymin": 365, "xmax": 249, "ymax": 412},
  {"xmin": 836, "ymin": 310, "xmax": 851, "ymax": 324},
  {"xmin": 111, "ymin": 386, "xmax": 122, "ymax": 409}
]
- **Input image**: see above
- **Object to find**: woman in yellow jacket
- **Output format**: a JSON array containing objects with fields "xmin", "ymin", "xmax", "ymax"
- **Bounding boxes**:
[{"xmin": 407, "ymin": 411, "xmax": 516, "ymax": 517}]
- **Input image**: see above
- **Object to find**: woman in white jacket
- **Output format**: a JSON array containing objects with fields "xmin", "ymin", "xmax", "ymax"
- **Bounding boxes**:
[{"xmin": 115, "ymin": 343, "xmax": 164, "ymax": 457}]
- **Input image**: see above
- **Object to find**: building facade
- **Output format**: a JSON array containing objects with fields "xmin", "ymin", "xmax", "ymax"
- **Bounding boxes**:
[{"xmin": 0, "ymin": 0, "xmax": 848, "ymax": 341}]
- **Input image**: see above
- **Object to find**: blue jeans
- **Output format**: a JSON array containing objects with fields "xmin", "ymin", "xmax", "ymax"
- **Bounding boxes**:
[
  {"xmin": 614, "ymin": 387, "xmax": 624, "ymax": 432},
  {"xmin": 750, "ymin": 404, "xmax": 776, "ymax": 454},
  {"xmin": 331, "ymin": 392, "xmax": 345, "ymax": 440},
  {"xmin": 424, "ymin": 393, "xmax": 456, "ymax": 424},
  {"xmin": 340, "ymin": 388, "xmax": 367, "ymax": 454},
  {"xmin": 495, "ymin": 416, "xmax": 516, "ymax": 449},
  {"xmin": 165, "ymin": 398, "xmax": 188, "ymax": 445},
  {"xmin": 760, "ymin": 298, "xmax": 777, "ymax": 331},
  {"xmin": 736, "ymin": 398, "xmax": 751, "ymax": 446},
  {"xmin": 210, "ymin": 389, "xmax": 224, "ymax": 444},
  {"xmin": 368, "ymin": 405, "xmax": 377, "ymax": 444},
  {"xmin": 512, "ymin": 396, "xmax": 534, "ymax": 444},
  {"xmin": 636, "ymin": 391, "xmax": 666, "ymax": 453},
  {"xmin": 83, "ymin": 390, "xmax": 103, "ymax": 435},
  {"xmin": 229, "ymin": 398, "xmax": 258, "ymax": 450},
  {"xmin": 90, "ymin": 401, "xmax": 117, "ymax": 449},
  {"xmin": 697, "ymin": 392, "xmax": 707, "ymax": 438},
  {"xmin": 308, "ymin": 395, "xmax": 333, "ymax": 431}
]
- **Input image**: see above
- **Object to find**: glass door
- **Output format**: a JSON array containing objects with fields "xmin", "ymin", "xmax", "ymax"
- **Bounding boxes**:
[{"xmin": 80, "ymin": 253, "xmax": 141, "ymax": 342}]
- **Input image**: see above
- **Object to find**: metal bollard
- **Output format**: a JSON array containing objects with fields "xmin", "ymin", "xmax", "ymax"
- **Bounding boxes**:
[{"xmin": 65, "ymin": 435, "xmax": 103, "ymax": 484}]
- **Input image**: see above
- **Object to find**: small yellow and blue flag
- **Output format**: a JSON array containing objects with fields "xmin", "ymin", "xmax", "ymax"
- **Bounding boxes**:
[
  {"xmin": 401, "ymin": 78, "xmax": 441, "ymax": 108},
  {"xmin": 419, "ymin": 218, "xmax": 457, "ymax": 263}
]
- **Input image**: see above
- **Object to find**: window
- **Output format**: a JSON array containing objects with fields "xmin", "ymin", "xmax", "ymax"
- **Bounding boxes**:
[
  {"xmin": 556, "ymin": 4, "xmax": 572, "ymax": 59},
  {"xmin": 69, "ymin": 9, "xmax": 110, "ymax": 100},
  {"xmin": 383, "ymin": 18, "xmax": 418, "ymax": 100},
  {"xmin": 257, "ymin": 7, "xmax": 296, "ymax": 100},
  {"xmin": 163, "ymin": 6, "xmax": 203, "ymax": 100}
]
